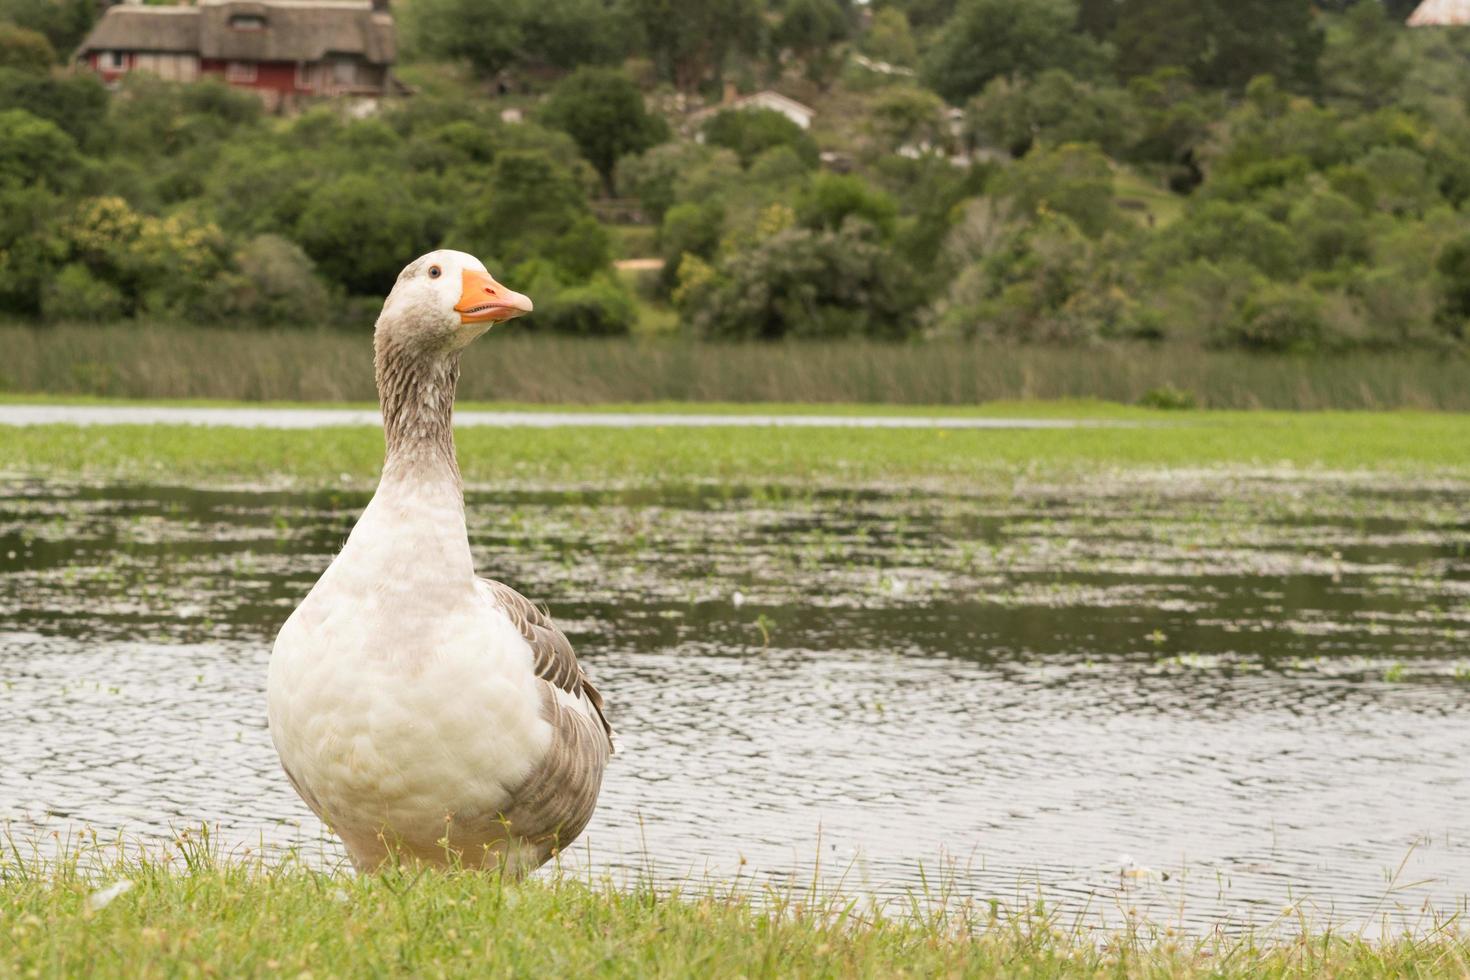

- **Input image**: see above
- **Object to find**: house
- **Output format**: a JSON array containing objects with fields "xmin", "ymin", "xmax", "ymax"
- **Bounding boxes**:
[
  {"xmin": 74, "ymin": 0, "xmax": 402, "ymax": 110},
  {"xmin": 1408, "ymin": 0, "xmax": 1470, "ymax": 25},
  {"xmin": 689, "ymin": 86, "xmax": 817, "ymax": 132}
]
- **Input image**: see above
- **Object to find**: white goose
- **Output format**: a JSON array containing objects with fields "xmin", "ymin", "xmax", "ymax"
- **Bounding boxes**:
[{"xmin": 267, "ymin": 250, "xmax": 613, "ymax": 875}]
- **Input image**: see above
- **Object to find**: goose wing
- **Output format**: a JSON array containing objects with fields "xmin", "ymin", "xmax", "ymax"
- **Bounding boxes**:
[
  {"xmin": 480, "ymin": 577, "xmax": 614, "ymax": 747},
  {"xmin": 478, "ymin": 577, "xmax": 614, "ymax": 862}
]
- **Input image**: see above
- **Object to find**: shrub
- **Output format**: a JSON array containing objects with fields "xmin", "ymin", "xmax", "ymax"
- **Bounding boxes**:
[
  {"xmin": 702, "ymin": 108, "xmax": 819, "ymax": 169},
  {"xmin": 226, "ymin": 234, "xmax": 333, "ymax": 326},
  {"xmin": 533, "ymin": 276, "xmax": 636, "ymax": 335},
  {"xmin": 1139, "ymin": 384, "xmax": 1198, "ymax": 410},
  {"xmin": 676, "ymin": 222, "xmax": 918, "ymax": 339},
  {"xmin": 658, "ymin": 201, "xmax": 724, "ymax": 290},
  {"xmin": 1287, "ymin": 189, "xmax": 1372, "ymax": 271},
  {"xmin": 1222, "ymin": 282, "xmax": 1329, "ymax": 352},
  {"xmin": 992, "ymin": 143, "xmax": 1118, "ymax": 239},
  {"xmin": 40, "ymin": 262, "xmax": 122, "ymax": 322},
  {"xmin": 795, "ymin": 173, "xmax": 898, "ymax": 239},
  {"xmin": 1151, "ymin": 201, "xmax": 1297, "ymax": 279},
  {"xmin": 617, "ymin": 142, "xmax": 725, "ymax": 222}
]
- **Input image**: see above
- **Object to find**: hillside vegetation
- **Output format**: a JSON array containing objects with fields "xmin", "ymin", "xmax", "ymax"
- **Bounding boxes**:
[{"xmin": 2, "ymin": 0, "xmax": 1470, "ymax": 356}]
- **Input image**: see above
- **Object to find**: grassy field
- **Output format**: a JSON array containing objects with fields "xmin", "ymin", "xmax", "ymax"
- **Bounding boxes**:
[
  {"xmin": 1, "ymin": 404, "xmax": 1468, "ymax": 487},
  {"xmin": 3, "ymin": 837, "xmax": 1467, "ymax": 979},
  {"xmin": 4, "ymin": 324, "xmax": 1470, "ymax": 410}
]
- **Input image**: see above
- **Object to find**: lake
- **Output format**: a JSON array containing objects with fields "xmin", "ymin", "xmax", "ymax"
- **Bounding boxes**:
[{"xmin": 1, "ymin": 472, "xmax": 1467, "ymax": 934}]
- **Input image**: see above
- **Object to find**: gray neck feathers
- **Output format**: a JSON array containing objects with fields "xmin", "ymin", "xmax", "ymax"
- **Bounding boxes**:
[{"xmin": 374, "ymin": 334, "xmax": 462, "ymax": 486}]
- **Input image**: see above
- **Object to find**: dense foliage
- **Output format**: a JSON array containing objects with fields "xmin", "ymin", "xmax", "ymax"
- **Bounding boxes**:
[{"xmin": 3, "ymin": 0, "xmax": 1470, "ymax": 349}]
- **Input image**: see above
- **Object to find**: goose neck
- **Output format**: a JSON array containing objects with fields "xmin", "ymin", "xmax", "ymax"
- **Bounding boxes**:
[{"xmin": 375, "ymin": 337, "xmax": 462, "ymax": 485}]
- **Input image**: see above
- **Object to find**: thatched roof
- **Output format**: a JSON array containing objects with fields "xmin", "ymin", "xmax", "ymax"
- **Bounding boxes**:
[
  {"xmin": 77, "ymin": 0, "xmax": 396, "ymax": 64},
  {"xmin": 1408, "ymin": 0, "xmax": 1470, "ymax": 26}
]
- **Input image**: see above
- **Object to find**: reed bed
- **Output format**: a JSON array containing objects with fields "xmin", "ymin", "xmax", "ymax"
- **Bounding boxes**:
[{"xmin": 2, "ymin": 324, "xmax": 1468, "ymax": 410}]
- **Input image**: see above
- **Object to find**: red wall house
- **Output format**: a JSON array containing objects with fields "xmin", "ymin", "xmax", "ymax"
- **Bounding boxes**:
[{"xmin": 76, "ymin": 0, "xmax": 401, "ymax": 109}]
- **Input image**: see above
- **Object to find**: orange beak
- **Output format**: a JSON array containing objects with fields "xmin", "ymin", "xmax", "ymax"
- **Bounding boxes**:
[{"xmin": 453, "ymin": 268, "xmax": 533, "ymax": 324}]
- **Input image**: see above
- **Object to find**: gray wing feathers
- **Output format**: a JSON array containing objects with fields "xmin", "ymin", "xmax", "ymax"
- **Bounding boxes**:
[
  {"xmin": 478, "ymin": 577, "xmax": 614, "ymax": 866},
  {"xmin": 481, "ymin": 577, "xmax": 615, "ymax": 748},
  {"xmin": 496, "ymin": 684, "xmax": 611, "ymax": 860}
]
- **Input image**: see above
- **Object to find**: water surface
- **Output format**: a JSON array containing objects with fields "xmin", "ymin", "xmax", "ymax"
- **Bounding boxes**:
[{"xmin": 1, "ymin": 473, "xmax": 1467, "ymax": 933}]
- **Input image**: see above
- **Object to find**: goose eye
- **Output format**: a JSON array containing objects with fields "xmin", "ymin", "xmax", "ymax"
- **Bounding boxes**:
[{"xmin": 428, "ymin": 265, "xmax": 442, "ymax": 279}]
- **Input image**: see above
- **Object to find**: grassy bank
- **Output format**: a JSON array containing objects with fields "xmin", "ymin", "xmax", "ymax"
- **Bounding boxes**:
[
  {"xmin": 3, "ymin": 840, "xmax": 1466, "ymax": 978},
  {"xmin": 2, "ymin": 407, "xmax": 1468, "ymax": 487},
  {"xmin": 4, "ymin": 325, "xmax": 1470, "ymax": 410}
]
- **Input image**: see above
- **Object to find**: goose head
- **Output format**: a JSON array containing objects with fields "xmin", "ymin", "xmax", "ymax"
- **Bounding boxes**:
[{"xmin": 376, "ymin": 249, "xmax": 533, "ymax": 351}]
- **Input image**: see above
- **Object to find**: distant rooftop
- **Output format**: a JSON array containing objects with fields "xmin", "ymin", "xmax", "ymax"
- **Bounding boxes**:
[{"xmin": 1408, "ymin": 0, "xmax": 1470, "ymax": 26}]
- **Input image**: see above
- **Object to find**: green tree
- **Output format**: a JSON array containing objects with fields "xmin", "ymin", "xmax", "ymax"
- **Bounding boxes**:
[
  {"xmin": 541, "ymin": 68, "xmax": 669, "ymax": 195},
  {"xmin": 621, "ymin": 0, "xmax": 762, "ymax": 91},
  {"xmin": 702, "ymin": 108, "xmax": 819, "ymax": 168},
  {"xmin": 862, "ymin": 7, "xmax": 917, "ymax": 66},
  {"xmin": 921, "ymin": 0, "xmax": 1108, "ymax": 104},
  {"xmin": 967, "ymin": 70, "xmax": 1136, "ymax": 159},
  {"xmin": 795, "ymin": 173, "xmax": 898, "ymax": 239},
  {"xmin": 0, "ymin": 69, "xmax": 108, "ymax": 149},
  {"xmin": 295, "ymin": 173, "xmax": 433, "ymax": 295},
  {"xmin": 1114, "ymin": 0, "xmax": 1323, "ymax": 91},
  {"xmin": 0, "ymin": 182, "xmax": 63, "ymax": 315},
  {"xmin": 0, "ymin": 0, "xmax": 93, "ymax": 58},
  {"xmin": 992, "ymin": 142, "xmax": 1118, "ymax": 239},
  {"xmin": 518, "ymin": 0, "xmax": 629, "ymax": 70},
  {"xmin": 0, "ymin": 109, "xmax": 83, "ymax": 190},
  {"xmin": 676, "ymin": 222, "xmax": 918, "ymax": 338},
  {"xmin": 450, "ymin": 150, "xmax": 610, "ymax": 280},
  {"xmin": 0, "ymin": 24, "xmax": 54, "ymax": 72},
  {"xmin": 1321, "ymin": 2, "xmax": 1410, "ymax": 107},
  {"xmin": 867, "ymin": 84, "xmax": 947, "ymax": 154},
  {"xmin": 774, "ymin": 0, "xmax": 849, "ymax": 85},
  {"xmin": 409, "ymin": 0, "xmax": 524, "ymax": 76}
]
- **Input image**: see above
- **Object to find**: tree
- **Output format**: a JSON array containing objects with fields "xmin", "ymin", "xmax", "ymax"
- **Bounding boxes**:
[
  {"xmin": 518, "ymin": 0, "xmax": 629, "ymax": 70},
  {"xmin": 862, "ymin": 8, "xmax": 917, "ymax": 66},
  {"xmin": 1321, "ymin": 1, "xmax": 1410, "ymax": 107},
  {"xmin": 449, "ymin": 150, "xmax": 610, "ymax": 280},
  {"xmin": 774, "ymin": 0, "xmax": 849, "ymax": 86},
  {"xmin": 0, "ymin": 69, "xmax": 108, "ymax": 149},
  {"xmin": 796, "ymin": 173, "xmax": 898, "ymax": 239},
  {"xmin": 702, "ymin": 108, "xmax": 819, "ymax": 168},
  {"xmin": 991, "ymin": 142, "xmax": 1118, "ymax": 239},
  {"xmin": 0, "ymin": 109, "xmax": 83, "ymax": 190},
  {"xmin": 1113, "ymin": 0, "xmax": 1323, "ymax": 92},
  {"xmin": 295, "ymin": 173, "xmax": 434, "ymax": 295},
  {"xmin": 409, "ymin": 0, "xmax": 524, "ymax": 76},
  {"xmin": 0, "ymin": 0, "xmax": 93, "ymax": 58},
  {"xmin": 867, "ymin": 84, "xmax": 947, "ymax": 154},
  {"xmin": 675, "ymin": 222, "xmax": 918, "ymax": 339},
  {"xmin": 0, "ymin": 24, "xmax": 54, "ymax": 73},
  {"xmin": 967, "ymin": 70, "xmax": 1135, "ymax": 159},
  {"xmin": 541, "ymin": 68, "xmax": 669, "ymax": 195},
  {"xmin": 621, "ymin": 0, "xmax": 762, "ymax": 91},
  {"xmin": 920, "ymin": 0, "xmax": 1109, "ymax": 104}
]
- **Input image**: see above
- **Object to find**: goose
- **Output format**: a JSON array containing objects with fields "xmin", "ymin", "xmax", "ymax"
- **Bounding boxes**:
[{"xmin": 267, "ymin": 250, "xmax": 614, "ymax": 875}]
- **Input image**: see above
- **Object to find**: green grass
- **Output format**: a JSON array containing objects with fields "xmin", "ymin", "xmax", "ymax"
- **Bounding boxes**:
[
  {"xmin": 4, "ymin": 833, "xmax": 1467, "ymax": 978},
  {"xmin": 5, "ymin": 324, "xmax": 1470, "ymax": 410},
  {"xmin": 2, "ymin": 408, "xmax": 1467, "ymax": 487}
]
